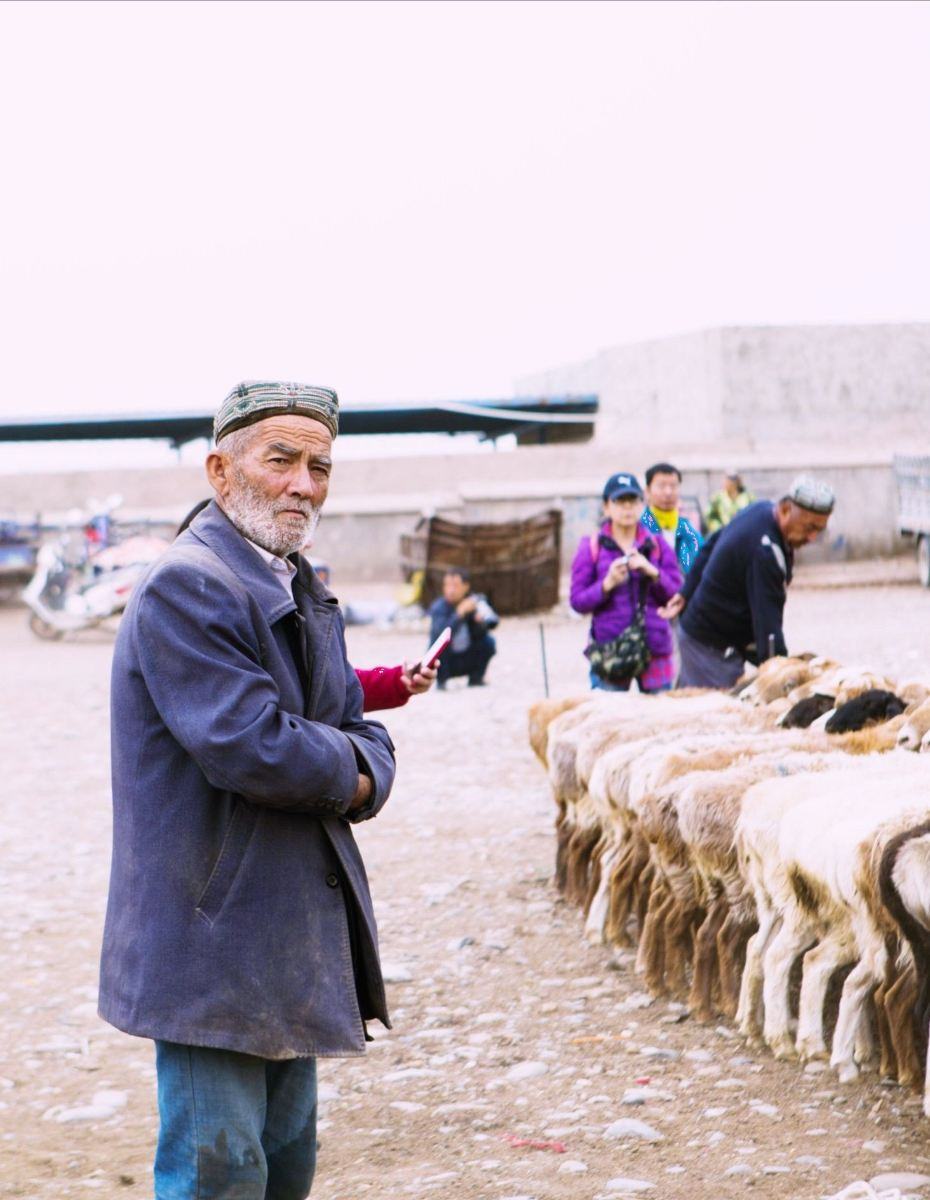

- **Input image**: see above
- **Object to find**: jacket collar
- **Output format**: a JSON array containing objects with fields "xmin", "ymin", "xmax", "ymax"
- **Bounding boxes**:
[{"xmin": 185, "ymin": 500, "xmax": 338, "ymax": 623}]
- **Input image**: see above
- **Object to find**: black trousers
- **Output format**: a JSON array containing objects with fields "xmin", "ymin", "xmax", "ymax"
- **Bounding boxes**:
[{"xmin": 438, "ymin": 634, "xmax": 496, "ymax": 684}]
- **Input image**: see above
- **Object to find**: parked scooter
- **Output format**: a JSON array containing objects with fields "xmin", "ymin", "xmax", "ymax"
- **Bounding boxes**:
[{"xmin": 23, "ymin": 497, "xmax": 169, "ymax": 639}]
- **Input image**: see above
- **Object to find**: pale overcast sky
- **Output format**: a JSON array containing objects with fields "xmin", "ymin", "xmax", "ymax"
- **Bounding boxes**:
[{"xmin": 1, "ymin": 0, "xmax": 928, "ymax": 433}]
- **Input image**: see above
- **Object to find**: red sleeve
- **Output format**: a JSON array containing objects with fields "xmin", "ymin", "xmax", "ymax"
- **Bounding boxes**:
[{"xmin": 355, "ymin": 665, "xmax": 411, "ymax": 712}]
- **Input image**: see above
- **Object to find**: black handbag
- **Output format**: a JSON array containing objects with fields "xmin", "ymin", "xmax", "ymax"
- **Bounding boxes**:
[{"xmin": 585, "ymin": 543, "xmax": 653, "ymax": 684}]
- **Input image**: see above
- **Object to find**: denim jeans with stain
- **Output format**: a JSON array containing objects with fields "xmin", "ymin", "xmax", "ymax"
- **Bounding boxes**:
[{"xmin": 154, "ymin": 1041, "xmax": 317, "ymax": 1200}]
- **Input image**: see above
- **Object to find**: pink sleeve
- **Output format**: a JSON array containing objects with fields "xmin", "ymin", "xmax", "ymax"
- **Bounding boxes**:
[{"xmin": 356, "ymin": 665, "xmax": 410, "ymax": 712}]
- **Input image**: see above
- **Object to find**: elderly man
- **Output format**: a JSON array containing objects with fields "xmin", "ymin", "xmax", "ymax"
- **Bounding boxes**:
[
  {"xmin": 98, "ymin": 382, "xmax": 396, "ymax": 1200},
  {"xmin": 661, "ymin": 475, "xmax": 835, "ymax": 688}
]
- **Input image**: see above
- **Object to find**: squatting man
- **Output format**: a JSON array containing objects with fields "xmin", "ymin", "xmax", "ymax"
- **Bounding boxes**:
[{"xmin": 99, "ymin": 382, "xmax": 397, "ymax": 1200}]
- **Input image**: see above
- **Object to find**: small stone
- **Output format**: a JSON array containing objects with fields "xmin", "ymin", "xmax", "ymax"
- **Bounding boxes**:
[
  {"xmin": 703, "ymin": 1107, "xmax": 728, "ymax": 1119},
  {"xmin": 380, "ymin": 963, "xmax": 413, "ymax": 983},
  {"xmin": 505, "ymin": 1061, "xmax": 547, "ymax": 1083},
  {"xmin": 862, "ymin": 1140, "xmax": 887, "ymax": 1154},
  {"xmin": 557, "ymin": 1160, "xmax": 588, "ymax": 1174},
  {"xmin": 623, "ymin": 1087, "xmax": 673, "ymax": 1105},
  {"xmin": 665, "ymin": 1166, "xmax": 686, "ymax": 1175},
  {"xmin": 640, "ymin": 1045, "xmax": 680, "ymax": 1061},
  {"xmin": 724, "ymin": 1164, "xmax": 754, "ymax": 1177},
  {"xmin": 804, "ymin": 1061, "xmax": 827, "ymax": 1074},
  {"xmin": 622, "ymin": 991, "xmax": 654, "ymax": 1009},
  {"xmin": 714, "ymin": 1078, "xmax": 744, "ymax": 1089},
  {"xmin": 389, "ymin": 1101, "xmax": 425, "ymax": 1113},
  {"xmin": 604, "ymin": 1178, "xmax": 655, "ymax": 1194},
  {"xmin": 762, "ymin": 1165, "xmax": 791, "ymax": 1175},
  {"xmin": 870, "ymin": 1174, "xmax": 930, "ymax": 1191},
  {"xmin": 51, "ymin": 1090, "xmax": 127, "ymax": 1123},
  {"xmin": 382, "ymin": 1067, "xmax": 439, "ymax": 1082},
  {"xmin": 603, "ymin": 1118, "xmax": 664, "ymax": 1143},
  {"xmin": 795, "ymin": 1155, "xmax": 825, "ymax": 1167},
  {"xmin": 684, "ymin": 1048, "xmax": 714, "ymax": 1063},
  {"xmin": 750, "ymin": 1102, "xmax": 779, "ymax": 1118},
  {"xmin": 446, "ymin": 936, "xmax": 476, "ymax": 951}
]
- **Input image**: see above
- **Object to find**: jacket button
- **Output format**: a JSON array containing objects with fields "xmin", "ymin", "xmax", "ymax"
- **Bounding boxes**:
[{"xmin": 325, "ymin": 873, "xmax": 339, "ymax": 888}]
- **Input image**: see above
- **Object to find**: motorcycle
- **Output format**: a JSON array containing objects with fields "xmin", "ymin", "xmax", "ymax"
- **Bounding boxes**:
[{"xmin": 23, "ymin": 496, "xmax": 170, "ymax": 640}]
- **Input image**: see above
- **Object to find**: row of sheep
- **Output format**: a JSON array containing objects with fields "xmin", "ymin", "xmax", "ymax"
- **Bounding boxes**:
[{"xmin": 528, "ymin": 656, "xmax": 930, "ymax": 1113}]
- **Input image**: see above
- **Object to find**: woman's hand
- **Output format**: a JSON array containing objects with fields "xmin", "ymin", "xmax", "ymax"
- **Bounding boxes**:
[
  {"xmin": 401, "ymin": 662, "xmax": 437, "ymax": 696},
  {"xmin": 627, "ymin": 550, "xmax": 659, "ymax": 579},
  {"xmin": 602, "ymin": 557, "xmax": 630, "ymax": 592}
]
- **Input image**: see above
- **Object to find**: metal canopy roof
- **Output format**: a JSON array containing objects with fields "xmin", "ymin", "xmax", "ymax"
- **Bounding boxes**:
[{"xmin": 0, "ymin": 395, "xmax": 597, "ymax": 447}]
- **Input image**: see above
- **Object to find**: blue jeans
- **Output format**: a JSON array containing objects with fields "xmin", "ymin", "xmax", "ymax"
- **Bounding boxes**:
[
  {"xmin": 438, "ymin": 633, "xmax": 496, "ymax": 685},
  {"xmin": 588, "ymin": 669, "xmax": 671, "ymax": 694},
  {"xmin": 154, "ymin": 1041, "xmax": 317, "ymax": 1200}
]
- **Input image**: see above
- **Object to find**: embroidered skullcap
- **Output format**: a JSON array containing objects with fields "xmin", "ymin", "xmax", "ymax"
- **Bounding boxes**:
[
  {"xmin": 214, "ymin": 381, "xmax": 339, "ymax": 443},
  {"xmin": 787, "ymin": 474, "xmax": 835, "ymax": 515}
]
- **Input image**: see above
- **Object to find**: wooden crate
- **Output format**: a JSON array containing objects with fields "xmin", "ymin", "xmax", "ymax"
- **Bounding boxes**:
[{"xmin": 400, "ymin": 509, "xmax": 562, "ymax": 615}]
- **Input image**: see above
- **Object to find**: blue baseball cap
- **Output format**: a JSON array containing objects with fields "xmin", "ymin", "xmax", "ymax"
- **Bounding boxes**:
[{"xmin": 603, "ymin": 472, "xmax": 644, "ymax": 501}]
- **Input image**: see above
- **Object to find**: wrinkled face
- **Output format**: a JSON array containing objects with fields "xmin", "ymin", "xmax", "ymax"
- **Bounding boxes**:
[
  {"xmin": 777, "ymin": 499, "xmax": 830, "ymax": 548},
  {"xmin": 442, "ymin": 572, "xmax": 470, "ymax": 604},
  {"xmin": 206, "ymin": 415, "xmax": 333, "ymax": 556},
  {"xmin": 604, "ymin": 494, "xmax": 644, "ymax": 527},
  {"xmin": 646, "ymin": 471, "xmax": 680, "ymax": 511}
]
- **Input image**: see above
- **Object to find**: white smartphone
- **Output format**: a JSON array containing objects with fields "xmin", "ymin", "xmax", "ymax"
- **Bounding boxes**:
[{"xmin": 409, "ymin": 626, "xmax": 452, "ymax": 677}]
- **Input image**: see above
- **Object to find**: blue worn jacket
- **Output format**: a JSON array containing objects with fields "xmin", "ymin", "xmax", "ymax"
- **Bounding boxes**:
[
  {"xmin": 639, "ymin": 508, "xmax": 703, "ymax": 574},
  {"xmin": 98, "ymin": 502, "xmax": 396, "ymax": 1059}
]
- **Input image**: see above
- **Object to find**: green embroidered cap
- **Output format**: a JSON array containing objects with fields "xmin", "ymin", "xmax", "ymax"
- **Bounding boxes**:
[{"xmin": 214, "ymin": 381, "xmax": 339, "ymax": 443}]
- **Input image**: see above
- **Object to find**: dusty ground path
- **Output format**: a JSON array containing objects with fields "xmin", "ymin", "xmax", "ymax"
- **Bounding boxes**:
[{"xmin": 2, "ymin": 575, "xmax": 930, "ymax": 1199}]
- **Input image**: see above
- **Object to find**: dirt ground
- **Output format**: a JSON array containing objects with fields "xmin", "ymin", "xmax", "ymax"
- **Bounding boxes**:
[{"xmin": 3, "ymin": 572, "xmax": 930, "ymax": 1200}]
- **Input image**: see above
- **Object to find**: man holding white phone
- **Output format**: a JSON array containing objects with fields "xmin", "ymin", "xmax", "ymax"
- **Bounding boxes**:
[{"xmin": 427, "ymin": 567, "xmax": 499, "ymax": 690}]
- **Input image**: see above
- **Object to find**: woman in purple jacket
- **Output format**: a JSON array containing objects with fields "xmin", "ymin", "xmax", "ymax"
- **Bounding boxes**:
[{"xmin": 570, "ymin": 471, "xmax": 683, "ymax": 692}]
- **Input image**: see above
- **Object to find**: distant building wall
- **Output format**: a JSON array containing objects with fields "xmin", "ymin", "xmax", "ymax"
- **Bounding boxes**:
[{"xmin": 518, "ymin": 322, "xmax": 930, "ymax": 451}]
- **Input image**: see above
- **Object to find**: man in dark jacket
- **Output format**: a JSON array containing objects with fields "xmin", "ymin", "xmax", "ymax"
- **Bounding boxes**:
[
  {"xmin": 427, "ymin": 567, "xmax": 498, "ymax": 688},
  {"xmin": 661, "ymin": 475, "xmax": 835, "ymax": 688},
  {"xmin": 99, "ymin": 381, "xmax": 396, "ymax": 1199}
]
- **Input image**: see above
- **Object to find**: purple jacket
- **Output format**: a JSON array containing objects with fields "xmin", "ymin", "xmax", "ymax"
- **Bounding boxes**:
[{"xmin": 570, "ymin": 521, "xmax": 683, "ymax": 656}]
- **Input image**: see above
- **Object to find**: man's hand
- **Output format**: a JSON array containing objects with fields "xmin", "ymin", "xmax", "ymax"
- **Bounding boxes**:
[
  {"xmin": 401, "ymin": 662, "xmax": 436, "ymax": 696},
  {"xmin": 348, "ymin": 771, "xmax": 373, "ymax": 813},
  {"xmin": 456, "ymin": 596, "xmax": 478, "ymax": 617},
  {"xmin": 658, "ymin": 593, "xmax": 686, "ymax": 621}
]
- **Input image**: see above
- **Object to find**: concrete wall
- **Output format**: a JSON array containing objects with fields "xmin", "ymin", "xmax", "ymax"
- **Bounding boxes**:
[
  {"xmin": 517, "ymin": 322, "xmax": 930, "ymax": 453},
  {"xmin": 0, "ymin": 443, "xmax": 910, "ymax": 579}
]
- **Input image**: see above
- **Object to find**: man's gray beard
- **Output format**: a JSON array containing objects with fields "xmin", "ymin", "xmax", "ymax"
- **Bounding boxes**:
[{"xmin": 224, "ymin": 472, "xmax": 322, "ymax": 557}]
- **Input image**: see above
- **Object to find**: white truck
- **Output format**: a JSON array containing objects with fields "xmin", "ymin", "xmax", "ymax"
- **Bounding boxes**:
[{"xmin": 894, "ymin": 454, "xmax": 930, "ymax": 587}]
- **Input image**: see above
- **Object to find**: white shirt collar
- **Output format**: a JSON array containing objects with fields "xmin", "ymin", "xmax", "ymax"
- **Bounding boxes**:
[{"xmin": 243, "ymin": 536, "xmax": 297, "ymax": 597}]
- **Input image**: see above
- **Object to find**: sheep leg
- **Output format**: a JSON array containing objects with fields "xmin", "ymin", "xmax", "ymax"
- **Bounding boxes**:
[
  {"xmin": 604, "ymin": 837, "xmax": 640, "ymax": 946},
  {"xmin": 762, "ymin": 913, "xmax": 818, "ymax": 1060},
  {"xmin": 796, "ymin": 930, "xmax": 857, "ymax": 1063},
  {"xmin": 873, "ymin": 974, "xmax": 896, "ymax": 1083},
  {"xmin": 738, "ymin": 904, "xmax": 781, "ymax": 1044},
  {"xmin": 583, "ymin": 836, "xmax": 606, "ymax": 918},
  {"xmin": 885, "ymin": 966, "xmax": 923, "ymax": 1090},
  {"xmin": 831, "ymin": 951, "xmax": 883, "ymax": 1083},
  {"xmin": 663, "ymin": 891, "xmax": 700, "ymax": 1000},
  {"xmin": 584, "ymin": 844, "xmax": 618, "ymax": 945},
  {"xmin": 638, "ymin": 881, "xmax": 671, "ymax": 994},
  {"xmin": 553, "ymin": 805, "xmax": 570, "ymax": 893},
  {"xmin": 633, "ymin": 855, "xmax": 655, "ymax": 939},
  {"xmin": 566, "ymin": 825, "xmax": 597, "ymax": 906},
  {"xmin": 717, "ymin": 907, "xmax": 758, "ymax": 1019},
  {"xmin": 689, "ymin": 892, "xmax": 728, "ymax": 1022}
]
